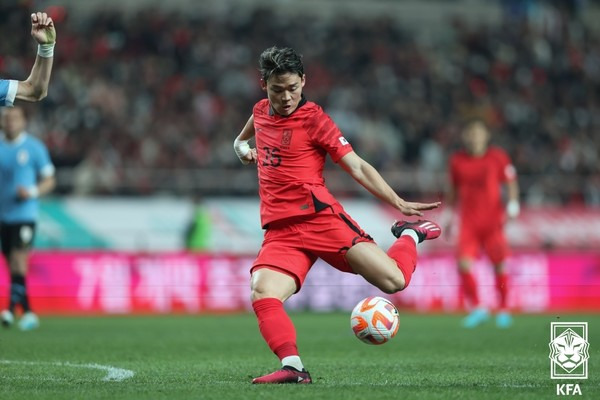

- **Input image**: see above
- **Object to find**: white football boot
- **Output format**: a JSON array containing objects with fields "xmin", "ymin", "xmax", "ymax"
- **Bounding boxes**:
[
  {"xmin": 1, "ymin": 310, "xmax": 14, "ymax": 328},
  {"xmin": 18, "ymin": 312, "xmax": 40, "ymax": 331}
]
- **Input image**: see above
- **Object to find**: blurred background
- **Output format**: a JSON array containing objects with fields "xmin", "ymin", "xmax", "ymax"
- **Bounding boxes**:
[{"xmin": 1, "ymin": 0, "xmax": 599, "ymax": 314}]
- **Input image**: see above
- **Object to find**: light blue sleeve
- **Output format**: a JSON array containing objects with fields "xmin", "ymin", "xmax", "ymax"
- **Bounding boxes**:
[
  {"xmin": 34, "ymin": 140, "xmax": 55, "ymax": 177},
  {"xmin": 0, "ymin": 79, "xmax": 18, "ymax": 107}
]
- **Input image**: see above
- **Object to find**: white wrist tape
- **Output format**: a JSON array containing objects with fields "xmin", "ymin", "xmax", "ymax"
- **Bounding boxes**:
[
  {"xmin": 28, "ymin": 186, "xmax": 39, "ymax": 198},
  {"xmin": 37, "ymin": 43, "xmax": 55, "ymax": 58},
  {"xmin": 233, "ymin": 138, "xmax": 250, "ymax": 165},
  {"xmin": 506, "ymin": 200, "xmax": 520, "ymax": 218}
]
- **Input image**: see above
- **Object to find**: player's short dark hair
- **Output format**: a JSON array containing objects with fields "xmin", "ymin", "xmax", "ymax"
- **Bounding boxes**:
[
  {"xmin": 0, "ymin": 104, "xmax": 27, "ymax": 119},
  {"xmin": 461, "ymin": 117, "xmax": 488, "ymax": 132},
  {"xmin": 259, "ymin": 46, "xmax": 304, "ymax": 82}
]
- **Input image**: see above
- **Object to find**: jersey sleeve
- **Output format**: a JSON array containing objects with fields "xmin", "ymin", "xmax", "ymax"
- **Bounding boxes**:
[
  {"xmin": 493, "ymin": 148, "xmax": 516, "ymax": 183},
  {"xmin": 34, "ymin": 140, "xmax": 55, "ymax": 178},
  {"xmin": 0, "ymin": 79, "xmax": 18, "ymax": 107},
  {"xmin": 305, "ymin": 108, "xmax": 353, "ymax": 162}
]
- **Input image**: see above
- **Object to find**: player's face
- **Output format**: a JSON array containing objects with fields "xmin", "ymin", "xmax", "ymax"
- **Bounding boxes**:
[
  {"xmin": 1, "ymin": 108, "xmax": 26, "ymax": 140},
  {"xmin": 462, "ymin": 123, "xmax": 490, "ymax": 156},
  {"xmin": 262, "ymin": 73, "xmax": 305, "ymax": 116}
]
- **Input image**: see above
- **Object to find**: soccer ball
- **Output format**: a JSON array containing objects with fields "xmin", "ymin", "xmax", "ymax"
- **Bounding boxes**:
[{"xmin": 350, "ymin": 296, "xmax": 399, "ymax": 345}]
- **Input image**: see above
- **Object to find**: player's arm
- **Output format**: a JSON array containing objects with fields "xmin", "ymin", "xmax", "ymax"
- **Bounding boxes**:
[
  {"xmin": 505, "ymin": 177, "xmax": 520, "ymax": 219},
  {"xmin": 16, "ymin": 175, "xmax": 56, "ymax": 200},
  {"xmin": 500, "ymin": 154, "xmax": 520, "ymax": 219},
  {"xmin": 339, "ymin": 151, "xmax": 440, "ymax": 216},
  {"xmin": 233, "ymin": 114, "xmax": 258, "ymax": 165},
  {"xmin": 15, "ymin": 12, "xmax": 56, "ymax": 103}
]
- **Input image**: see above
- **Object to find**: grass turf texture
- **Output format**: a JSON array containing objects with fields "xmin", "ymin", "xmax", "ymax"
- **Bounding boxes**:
[{"xmin": 1, "ymin": 313, "xmax": 598, "ymax": 400}]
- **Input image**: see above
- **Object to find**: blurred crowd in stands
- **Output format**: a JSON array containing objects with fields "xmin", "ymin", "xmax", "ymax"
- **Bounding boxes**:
[{"xmin": 1, "ymin": 1, "xmax": 599, "ymax": 205}]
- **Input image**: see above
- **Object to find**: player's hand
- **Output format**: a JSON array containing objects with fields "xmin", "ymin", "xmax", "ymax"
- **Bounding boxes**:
[
  {"xmin": 398, "ymin": 200, "xmax": 441, "ymax": 217},
  {"xmin": 240, "ymin": 148, "xmax": 258, "ymax": 165},
  {"xmin": 31, "ymin": 12, "xmax": 56, "ymax": 44},
  {"xmin": 506, "ymin": 200, "xmax": 520, "ymax": 219},
  {"xmin": 16, "ymin": 186, "xmax": 31, "ymax": 200}
]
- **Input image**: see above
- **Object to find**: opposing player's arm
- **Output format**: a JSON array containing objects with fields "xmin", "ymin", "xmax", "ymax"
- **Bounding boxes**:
[
  {"xmin": 17, "ymin": 144, "xmax": 56, "ymax": 200},
  {"xmin": 233, "ymin": 114, "xmax": 258, "ymax": 165},
  {"xmin": 15, "ymin": 12, "xmax": 56, "ymax": 103},
  {"xmin": 339, "ymin": 151, "xmax": 440, "ymax": 217},
  {"xmin": 17, "ymin": 175, "xmax": 56, "ymax": 200}
]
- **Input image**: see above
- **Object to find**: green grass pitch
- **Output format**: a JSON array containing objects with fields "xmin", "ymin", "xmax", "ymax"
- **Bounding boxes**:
[{"xmin": 1, "ymin": 313, "xmax": 598, "ymax": 399}]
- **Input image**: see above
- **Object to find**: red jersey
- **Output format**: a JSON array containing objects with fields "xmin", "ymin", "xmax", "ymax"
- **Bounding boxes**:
[
  {"xmin": 253, "ymin": 97, "xmax": 353, "ymax": 227},
  {"xmin": 450, "ymin": 146, "xmax": 516, "ymax": 228}
]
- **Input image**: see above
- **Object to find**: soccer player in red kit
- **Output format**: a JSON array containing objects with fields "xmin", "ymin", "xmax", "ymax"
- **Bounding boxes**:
[
  {"xmin": 233, "ymin": 47, "xmax": 442, "ymax": 384},
  {"xmin": 444, "ymin": 120, "xmax": 520, "ymax": 329}
]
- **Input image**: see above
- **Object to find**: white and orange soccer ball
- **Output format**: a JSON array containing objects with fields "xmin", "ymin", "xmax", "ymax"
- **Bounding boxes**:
[{"xmin": 351, "ymin": 296, "xmax": 400, "ymax": 345}]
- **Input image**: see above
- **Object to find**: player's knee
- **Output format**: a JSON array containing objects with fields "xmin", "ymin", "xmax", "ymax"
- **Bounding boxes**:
[
  {"xmin": 458, "ymin": 258, "xmax": 472, "ymax": 272},
  {"xmin": 250, "ymin": 281, "xmax": 289, "ymax": 302},
  {"xmin": 377, "ymin": 274, "xmax": 406, "ymax": 294},
  {"xmin": 250, "ymin": 284, "xmax": 270, "ymax": 302}
]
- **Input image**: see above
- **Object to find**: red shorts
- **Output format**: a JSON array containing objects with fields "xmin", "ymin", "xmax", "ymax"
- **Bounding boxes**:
[
  {"xmin": 251, "ymin": 203, "xmax": 375, "ymax": 291},
  {"xmin": 457, "ymin": 222, "xmax": 509, "ymax": 264}
]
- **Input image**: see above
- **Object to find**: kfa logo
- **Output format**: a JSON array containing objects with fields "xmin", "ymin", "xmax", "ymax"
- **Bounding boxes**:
[
  {"xmin": 549, "ymin": 322, "xmax": 589, "ymax": 379},
  {"xmin": 556, "ymin": 384, "xmax": 582, "ymax": 396}
]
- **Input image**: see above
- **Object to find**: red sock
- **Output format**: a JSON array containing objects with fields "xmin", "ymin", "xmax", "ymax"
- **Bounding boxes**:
[
  {"xmin": 459, "ymin": 271, "xmax": 479, "ymax": 307},
  {"xmin": 386, "ymin": 236, "xmax": 417, "ymax": 288},
  {"xmin": 252, "ymin": 298, "xmax": 298, "ymax": 360},
  {"xmin": 495, "ymin": 273, "xmax": 509, "ymax": 310}
]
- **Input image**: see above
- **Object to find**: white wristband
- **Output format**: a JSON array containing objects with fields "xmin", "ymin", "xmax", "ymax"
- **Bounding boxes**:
[
  {"xmin": 506, "ymin": 200, "xmax": 520, "ymax": 218},
  {"xmin": 37, "ymin": 43, "xmax": 55, "ymax": 58},
  {"xmin": 28, "ymin": 186, "xmax": 39, "ymax": 199},
  {"xmin": 233, "ymin": 138, "xmax": 251, "ymax": 165}
]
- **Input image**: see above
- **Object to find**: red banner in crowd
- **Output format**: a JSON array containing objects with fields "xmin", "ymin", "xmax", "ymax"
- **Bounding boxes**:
[{"xmin": 0, "ymin": 251, "xmax": 599, "ymax": 314}]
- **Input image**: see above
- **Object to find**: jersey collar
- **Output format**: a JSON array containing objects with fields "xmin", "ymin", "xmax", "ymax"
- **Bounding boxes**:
[
  {"xmin": 269, "ymin": 95, "xmax": 308, "ymax": 117},
  {"xmin": 0, "ymin": 131, "xmax": 27, "ymax": 146}
]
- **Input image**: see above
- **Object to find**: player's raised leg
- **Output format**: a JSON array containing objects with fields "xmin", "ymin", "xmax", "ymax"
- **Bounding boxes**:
[
  {"xmin": 347, "ymin": 220, "xmax": 441, "ymax": 293},
  {"xmin": 250, "ymin": 268, "xmax": 312, "ymax": 384}
]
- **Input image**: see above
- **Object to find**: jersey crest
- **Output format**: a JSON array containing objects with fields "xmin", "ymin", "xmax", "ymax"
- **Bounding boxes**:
[
  {"xmin": 281, "ymin": 129, "xmax": 292, "ymax": 147},
  {"xmin": 17, "ymin": 149, "xmax": 29, "ymax": 165}
]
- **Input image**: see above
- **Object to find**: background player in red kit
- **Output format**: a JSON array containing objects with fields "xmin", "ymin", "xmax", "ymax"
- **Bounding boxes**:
[
  {"xmin": 233, "ymin": 46, "xmax": 442, "ymax": 384},
  {"xmin": 444, "ymin": 120, "xmax": 520, "ymax": 329}
]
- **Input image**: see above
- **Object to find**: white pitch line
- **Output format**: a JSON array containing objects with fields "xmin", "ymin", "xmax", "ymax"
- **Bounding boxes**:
[{"xmin": 0, "ymin": 359, "xmax": 135, "ymax": 382}]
